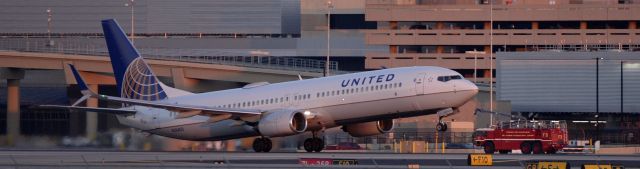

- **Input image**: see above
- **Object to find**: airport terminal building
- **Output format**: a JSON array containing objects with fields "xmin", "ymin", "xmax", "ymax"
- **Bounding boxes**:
[
  {"xmin": 1, "ymin": 0, "xmax": 640, "ymax": 149},
  {"xmin": 364, "ymin": 0, "xmax": 640, "ymax": 82},
  {"xmin": 497, "ymin": 51, "xmax": 640, "ymax": 144}
]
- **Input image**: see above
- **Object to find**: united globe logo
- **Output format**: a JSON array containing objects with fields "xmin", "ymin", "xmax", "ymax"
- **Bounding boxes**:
[{"xmin": 121, "ymin": 58, "xmax": 167, "ymax": 101}]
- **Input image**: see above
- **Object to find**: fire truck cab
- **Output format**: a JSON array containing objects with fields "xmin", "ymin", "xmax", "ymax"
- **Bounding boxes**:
[{"xmin": 474, "ymin": 120, "xmax": 568, "ymax": 154}]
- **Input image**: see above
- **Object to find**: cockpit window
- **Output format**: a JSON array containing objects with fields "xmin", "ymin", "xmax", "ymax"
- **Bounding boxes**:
[{"xmin": 437, "ymin": 75, "xmax": 463, "ymax": 82}]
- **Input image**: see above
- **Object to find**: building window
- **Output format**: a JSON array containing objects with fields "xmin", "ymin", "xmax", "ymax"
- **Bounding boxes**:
[{"xmin": 330, "ymin": 14, "xmax": 377, "ymax": 29}]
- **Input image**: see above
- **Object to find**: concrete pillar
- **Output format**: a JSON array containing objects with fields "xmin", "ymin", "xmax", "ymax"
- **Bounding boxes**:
[
  {"xmin": 170, "ymin": 68, "xmax": 199, "ymax": 91},
  {"xmin": 532, "ymin": 21, "xmax": 539, "ymax": 30},
  {"xmin": 436, "ymin": 46, "xmax": 444, "ymax": 53},
  {"xmin": 630, "ymin": 21, "xmax": 637, "ymax": 29},
  {"xmin": 86, "ymin": 84, "xmax": 98, "ymax": 140},
  {"xmin": 226, "ymin": 140, "xmax": 236, "ymax": 151},
  {"xmin": 436, "ymin": 22, "xmax": 444, "ymax": 29},
  {"xmin": 6, "ymin": 79, "xmax": 20, "ymax": 146},
  {"xmin": 2, "ymin": 68, "xmax": 24, "ymax": 146},
  {"xmin": 390, "ymin": 21, "xmax": 398, "ymax": 29},
  {"xmin": 390, "ymin": 45, "xmax": 398, "ymax": 53},
  {"xmin": 483, "ymin": 69, "xmax": 492, "ymax": 78},
  {"xmin": 580, "ymin": 21, "xmax": 587, "ymax": 29}
]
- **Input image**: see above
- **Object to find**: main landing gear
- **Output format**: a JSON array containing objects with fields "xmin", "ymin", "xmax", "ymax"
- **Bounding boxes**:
[
  {"xmin": 303, "ymin": 132, "xmax": 324, "ymax": 152},
  {"xmin": 252, "ymin": 137, "xmax": 272, "ymax": 152}
]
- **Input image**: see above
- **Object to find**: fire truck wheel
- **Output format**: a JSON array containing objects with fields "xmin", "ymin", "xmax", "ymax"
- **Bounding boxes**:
[
  {"xmin": 546, "ymin": 148, "xmax": 557, "ymax": 154},
  {"xmin": 483, "ymin": 142, "xmax": 495, "ymax": 154},
  {"xmin": 520, "ymin": 142, "xmax": 532, "ymax": 154},
  {"xmin": 532, "ymin": 142, "xmax": 543, "ymax": 154}
]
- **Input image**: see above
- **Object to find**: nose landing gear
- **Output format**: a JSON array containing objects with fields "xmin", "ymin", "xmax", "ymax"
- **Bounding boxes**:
[{"xmin": 436, "ymin": 121, "xmax": 448, "ymax": 132}]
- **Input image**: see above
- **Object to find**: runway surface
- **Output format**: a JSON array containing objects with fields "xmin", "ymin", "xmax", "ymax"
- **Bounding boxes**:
[{"xmin": 0, "ymin": 150, "xmax": 638, "ymax": 168}]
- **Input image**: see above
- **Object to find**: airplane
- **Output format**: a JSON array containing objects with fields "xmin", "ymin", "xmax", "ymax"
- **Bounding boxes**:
[{"xmin": 42, "ymin": 19, "xmax": 479, "ymax": 152}]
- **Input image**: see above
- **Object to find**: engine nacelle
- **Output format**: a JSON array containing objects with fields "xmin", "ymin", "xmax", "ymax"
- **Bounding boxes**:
[
  {"xmin": 257, "ymin": 110, "xmax": 308, "ymax": 137},
  {"xmin": 342, "ymin": 119, "xmax": 394, "ymax": 137}
]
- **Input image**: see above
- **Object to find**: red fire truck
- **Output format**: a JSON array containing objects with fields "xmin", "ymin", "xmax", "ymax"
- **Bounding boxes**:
[{"xmin": 474, "ymin": 120, "xmax": 568, "ymax": 154}]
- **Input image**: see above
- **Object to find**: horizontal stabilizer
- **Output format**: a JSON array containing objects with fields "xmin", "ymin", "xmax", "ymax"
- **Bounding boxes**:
[{"xmin": 39, "ymin": 105, "xmax": 137, "ymax": 115}]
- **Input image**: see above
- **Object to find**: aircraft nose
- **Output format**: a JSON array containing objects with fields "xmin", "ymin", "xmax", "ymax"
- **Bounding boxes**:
[{"xmin": 462, "ymin": 80, "xmax": 479, "ymax": 92}]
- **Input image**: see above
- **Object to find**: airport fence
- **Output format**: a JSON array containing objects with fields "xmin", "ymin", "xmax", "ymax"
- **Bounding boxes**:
[
  {"xmin": 328, "ymin": 129, "xmax": 640, "ymax": 151},
  {"xmin": 327, "ymin": 132, "xmax": 476, "ymax": 151},
  {"xmin": 0, "ymin": 38, "xmax": 342, "ymax": 74}
]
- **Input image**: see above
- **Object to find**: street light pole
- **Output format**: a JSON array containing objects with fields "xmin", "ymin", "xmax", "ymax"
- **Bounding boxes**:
[
  {"xmin": 125, "ymin": 0, "xmax": 135, "ymax": 44},
  {"xmin": 489, "ymin": 0, "xmax": 494, "ymax": 125},
  {"xmin": 325, "ymin": 1, "xmax": 333, "ymax": 77},
  {"xmin": 594, "ymin": 57, "xmax": 603, "ymax": 141},
  {"xmin": 46, "ymin": 8, "xmax": 52, "ymax": 46},
  {"xmin": 474, "ymin": 50, "xmax": 478, "ymax": 83},
  {"xmin": 621, "ymin": 61, "xmax": 624, "ymax": 114}
]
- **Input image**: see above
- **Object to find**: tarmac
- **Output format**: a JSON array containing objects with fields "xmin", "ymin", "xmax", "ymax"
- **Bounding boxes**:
[{"xmin": 0, "ymin": 150, "xmax": 638, "ymax": 169}]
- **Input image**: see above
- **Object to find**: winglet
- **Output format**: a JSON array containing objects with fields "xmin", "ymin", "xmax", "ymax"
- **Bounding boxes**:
[
  {"xmin": 68, "ymin": 64, "xmax": 89, "ymax": 92},
  {"xmin": 68, "ymin": 64, "xmax": 97, "ymax": 106}
]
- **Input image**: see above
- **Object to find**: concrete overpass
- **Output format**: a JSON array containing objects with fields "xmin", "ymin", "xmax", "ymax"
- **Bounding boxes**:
[{"xmin": 0, "ymin": 51, "xmax": 326, "ymax": 146}]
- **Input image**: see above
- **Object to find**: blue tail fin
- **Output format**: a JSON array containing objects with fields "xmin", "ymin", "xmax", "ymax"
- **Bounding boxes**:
[{"xmin": 101, "ymin": 19, "xmax": 168, "ymax": 101}]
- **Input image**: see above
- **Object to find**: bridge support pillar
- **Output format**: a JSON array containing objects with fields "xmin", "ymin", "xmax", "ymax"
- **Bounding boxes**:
[
  {"xmin": 1, "ymin": 68, "xmax": 25, "ymax": 146},
  {"xmin": 171, "ymin": 68, "xmax": 198, "ymax": 91},
  {"xmin": 86, "ymin": 84, "xmax": 98, "ymax": 141}
]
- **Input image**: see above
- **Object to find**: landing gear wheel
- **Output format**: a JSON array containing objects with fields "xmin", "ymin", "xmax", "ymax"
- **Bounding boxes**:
[
  {"xmin": 532, "ymin": 142, "xmax": 543, "ymax": 154},
  {"xmin": 303, "ymin": 138, "xmax": 325, "ymax": 152},
  {"xmin": 252, "ymin": 137, "xmax": 272, "ymax": 152},
  {"xmin": 312, "ymin": 138, "xmax": 324, "ymax": 152},
  {"xmin": 520, "ymin": 142, "xmax": 532, "ymax": 154},
  {"xmin": 436, "ymin": 122, "xmax": 448, "ymax": 132},
  {"xmin": 483, "ymin": 142, "xmax": 495, "ymax": 154},
  {"xmin": 303, "ymin": 138, "xmax": 314, "ymax": 152}
]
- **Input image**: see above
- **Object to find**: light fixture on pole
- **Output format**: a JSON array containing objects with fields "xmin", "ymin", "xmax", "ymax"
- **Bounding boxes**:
[
  {"xmin": 489, "ymin": 0, "xmax": 494, "ymax": 126},
  {"xmin": 125, "ymin": 0, "xmax": 135, "ymax": 44}
]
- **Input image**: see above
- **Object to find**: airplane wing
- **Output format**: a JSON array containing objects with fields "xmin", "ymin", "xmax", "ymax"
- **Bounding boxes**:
[
  {"xmin": 38, "ymin": 105, "xmax": 137, "ymax": 115},
  {"xmin": 61, "ymin": 64, "xmax": 262, "ymax": 121}
]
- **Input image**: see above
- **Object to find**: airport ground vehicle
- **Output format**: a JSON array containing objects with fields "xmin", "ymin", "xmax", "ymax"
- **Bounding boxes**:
[{"xmin": 474, "ymin": 120, "xmax": 568, "ymax": 154}]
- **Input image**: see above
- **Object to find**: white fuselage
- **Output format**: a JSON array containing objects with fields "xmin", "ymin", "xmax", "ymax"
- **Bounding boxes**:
[{"xmin": 115, "ymin": 66, "xmax": 478, "ymax": 141}]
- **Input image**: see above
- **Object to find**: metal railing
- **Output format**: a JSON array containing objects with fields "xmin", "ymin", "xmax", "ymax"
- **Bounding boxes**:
[{"xmin": 0, "ymin": 38, "xmax": 340, "ymax": 74}]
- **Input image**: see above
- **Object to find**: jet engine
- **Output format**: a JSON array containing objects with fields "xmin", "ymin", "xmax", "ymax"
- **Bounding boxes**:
[
  {"xmin": 342, "ymin": 119, "xmax": 394, "ymax": 137},
  {"xmin": 257, "ymin": 110, "xmax": 308, "ymax": 137}
]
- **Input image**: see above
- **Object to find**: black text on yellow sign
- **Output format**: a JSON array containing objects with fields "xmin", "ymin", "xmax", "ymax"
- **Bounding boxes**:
[
  {"xmin": 467, "ymin": 154, "xmax": 493, "ymax": 166},
  {"xmin": 526, "ymin": 161, "xmax": 570, "ymax": 169},
  {"xmin": 582, "ymin": 164, "xmax": 624, "ymax": 169}
]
